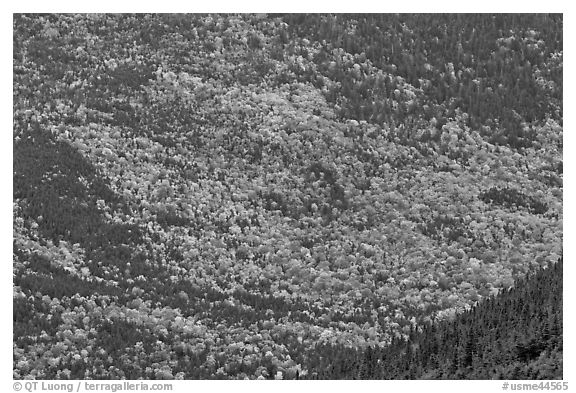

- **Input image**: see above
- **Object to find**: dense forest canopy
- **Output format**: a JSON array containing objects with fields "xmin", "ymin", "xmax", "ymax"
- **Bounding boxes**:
[{"xmin": 13, "ymin": 13, "xmax": 562, "ymax": 380}]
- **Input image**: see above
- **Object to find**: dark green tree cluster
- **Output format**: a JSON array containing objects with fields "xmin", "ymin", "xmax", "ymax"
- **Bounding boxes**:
[
  {"xmin": 479, "ymin": 186, "xmax": 548, "ymax": 215},
  {"xmin": 281, "ymin": 14, "xmax": 562, "ymax": 149}
]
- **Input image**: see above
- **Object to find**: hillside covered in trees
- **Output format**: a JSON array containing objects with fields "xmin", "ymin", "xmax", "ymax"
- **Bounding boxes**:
[
  {"xmin": 305, "ymin": 258, "xmax": 562, "ymax": 379},
  {"xmin": 13, "ymin": 14, "xmax": 562, "ymax": 380}
]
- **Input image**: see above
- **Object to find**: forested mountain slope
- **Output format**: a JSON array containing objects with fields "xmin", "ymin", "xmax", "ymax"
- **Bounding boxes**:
[
  {"xmin": 13, "ymin": 14, "xmax": 562, "ymax": 380},
  {"xmin": 303, "ymin": 258, "xmax": 562, "ymax": 379}
]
